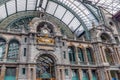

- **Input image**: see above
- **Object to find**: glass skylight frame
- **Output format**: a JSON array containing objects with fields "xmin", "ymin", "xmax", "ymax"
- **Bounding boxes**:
[{"xmin": 0, "ymin": 0, "xmax": 100, "ymax": 38}]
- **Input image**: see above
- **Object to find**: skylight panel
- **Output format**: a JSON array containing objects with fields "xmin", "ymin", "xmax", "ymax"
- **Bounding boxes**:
[
  {"xmin": 75, "ymin": 25, "xmax": 84, "ymax": 36},
  {"xmin": 54, "ymin": 5, "xmax": 66, "ymax": 19},
  {"xmin": 62, "ymin": 11, "xmax": 74, "ymax": 25},
  {"xmin": 6, "ymin": 0, "xmax": 16, "ymax": 15},
  {"xmin": 46, "ymin": 1, "xmax": 58, "ymax": 15},
  {"xmin": 69, "ymin": 18, "xmax": 81, "ymax": 31},
  {"xmin": 42, "ymin": 0, "xmax": 48, "ymax": 8},
  {"xmin": 17, "ymin": 0, "xmax": 26, "ymax": 11},
  {"xmin": 0, "ymin": 4, "xmax": 7, "ymax": 19},
  {"xmin": 27, "ymin": 0, "xmax": 36, "ymax": 10}
]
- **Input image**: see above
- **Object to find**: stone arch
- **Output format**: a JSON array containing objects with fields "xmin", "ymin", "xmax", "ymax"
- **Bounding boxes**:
[
  {"xmin": 98, "ymin": 32, "xmax": 114, "ymax": 43},
  {"xmin": 7, "ymin": 38, "xmax": 20, "ymax": 62},
  {"xmin": 34, "ymin": 51, "xmax": 58, "ymax": 64},
  {"xmin": 30, "ymin": 18, "xmax": 57, "ymax": 33},
  {"xmin": 0, "ymin": 36, "xmax": 7, "ymax": 43},
  {"xmin": 8, "ymin": 38, "xmax": 21, "ymax": 45},
  {"xmin": 35, "ymin": 52, "xmax": 57, "ymax": 79}
]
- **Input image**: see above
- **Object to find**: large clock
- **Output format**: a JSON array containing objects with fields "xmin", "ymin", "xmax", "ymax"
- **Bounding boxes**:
[{"xmin": 42, "ymin": 29, "xmax": 49, "ymax": 34}]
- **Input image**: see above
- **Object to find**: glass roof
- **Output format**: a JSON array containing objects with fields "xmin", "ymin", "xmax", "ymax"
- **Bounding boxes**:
[
  {"xmin": 0, "ymin": 0, "xmax": 118, "ymax": 38},
  {"xmin": 88, "ymin": 0, "xmax": 120, "ymax": 14}
]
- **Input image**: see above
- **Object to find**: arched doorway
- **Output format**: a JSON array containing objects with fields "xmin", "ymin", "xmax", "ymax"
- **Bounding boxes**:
[{"xmin": 36, "ymin": 54, "xmax": 56, "ymax": 80}]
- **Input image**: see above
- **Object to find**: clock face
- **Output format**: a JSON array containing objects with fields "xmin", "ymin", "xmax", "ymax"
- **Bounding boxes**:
[{"xmin": 42, "ymin": 29, "xmax": 49, "ymax": 34}]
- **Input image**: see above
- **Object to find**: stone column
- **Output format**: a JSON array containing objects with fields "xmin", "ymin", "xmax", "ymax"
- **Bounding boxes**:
[
  {"xmin": 16, "ymin": 67, "xmax": 19, "ymax": 80},
  {"xmin": 102, "ymin": 47, "xmax": 107, "ymax": 63},
  {"xmin": 62, "ymin": 68, "xmax": 65, "ymax": 80},
  {"xmin": 1, "ymin": 65, "xmax": 6, "ymax": 80},
  {"xmin": 88, "ymin": 69, "xmax": 92, "ymax": 80},
  {"xmin": 96, "ymin": 70, "xmax": 101, "ymax": 80},
  {"xmin": 84, "ymin": 48, "xmax": 88, "ymax": 64},
  {"xmin": 27, "ymin": 65, "xmax": 31, "ymax": 80},
  {"xmin": 4, "ymin": 43, "xmax": 9, "ymax": 62},
  {"xmin": 75, "ymin": 47, "xmax": 79, "ymax": 64},
  {"xmin": 56, "ymin": 67, "xmax": 60, "ymax": 80},
  {"xmin": 78, "ymin": 68, "xmax": 82, "ymax": 80},
  {"xmin": 33, "ymin": 66, "xmax": 36, "ymax": 80},
  {"xmin": 99, "ymin": 46, "xmax": 104, "ymax": 63},
  {"xmin": 104, "ymin": 70, "xmax": 109, "ymax": 80},
  {"xmin": 108, "ymin": 70, "xmax": 112, "ymax": 80}
]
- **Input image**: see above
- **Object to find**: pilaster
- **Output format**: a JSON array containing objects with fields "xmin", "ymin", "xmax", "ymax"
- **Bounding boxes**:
[
  {"xmin": 98, "ymin": 45, "xmax": 104, "ymax": 63},
  {"xmin": 104, "ymin": 70, "xmax": 109, "ymax": 80},
  {"xmin": 88, "ymin": 69, "xmax": 92, "ymax": 80},
  {"xmin": 75, "ymin": 47, "xmax": 79, "ymax": 64},
  {"xmin": 1, "ymin": 65, "xmax": 6, "ymax": 80},
  {"xmin": 4, "ymin": 43, "xmax": 9, "ymax": 62},
  {"xmin": 16, "ymin": 67, "xmax": 19, "ymax": 80},
  {"xmin": 27, "ymin": 65, "xmax": 31, "ymax": 80},
  {"xmin": 78, "ymin": 68, "xmax": 82, "ymax": 80},
  {"xmin": 84, "ymin": 48, "xmax": 88, "ymax": 64}
]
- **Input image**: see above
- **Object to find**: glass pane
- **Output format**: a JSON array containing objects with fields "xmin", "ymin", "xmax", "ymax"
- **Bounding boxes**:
[
  {"xmin": 62, "ymin": 11, "xmax": 74, "ymax": 25},
  {"xmin": 7, "ymin": 40, "xmax": 19, "ymax": 61},
  {"xmin": 54, "ymin": 5, "xmax": 66, "ymax": 19},
  {"xmin": 46, "ymin": 1, "xmax": 58, "ymax": 15},
  {"xmin": 6, "ymin": 0, "xmax": 16, "ymax": 15},
  {"xmin": 42, "ymin": 0, "xmax": 48, "ymax": 8},
  {"xmin": 86, "ymin": 48, "xmax": 93, "ymax": 62},
  {"xmin": 27, "ymin": 0, "xmax": 36, "ymax": 10},
  {"xmin": 68, "ymin": 47, "xmax": 75, "ymax": 63},
  {"xmin": 0, "ymin": 4, "xmax": 7, "ymax": 19},
  {"xmin": 78, "ymin": 48, "xmax": 84, "ymax": 62},
  {"xmin": 69, "ymin": 18, "xmax": 81, "ymax": 31},
  {"xmin": 17, "ymin": 0, "xmax": 26, "ymax": 11},
  {"xmin": 0, "ymin": 39, "xmax": 6, "ymax": 59}
]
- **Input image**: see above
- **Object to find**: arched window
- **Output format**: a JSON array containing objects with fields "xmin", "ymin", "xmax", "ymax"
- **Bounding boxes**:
[
  {"xmin": 105, "ymin": 48, "xmax": 114, "ymax": 64},
  {"xmin": 86, "ymin": 48, "xmax": 94, "ymax": 63},
  {"xmin": 100, "ymin": 33, "xmax": 111, "ymax": 42},
  {"xmin": 78, "ymin": 48, "xmax": 84, "ymax": 63},
  {"xmin": 68, "ymin": 46, "xmax": 76, "ymax": 64},
  {"xmin": 0, "ymin": 38, "xmax": 6, "ymax": 59},
  {"xmin": 7, "ymin": 40, "xmax": 19, "ymax": 62}
]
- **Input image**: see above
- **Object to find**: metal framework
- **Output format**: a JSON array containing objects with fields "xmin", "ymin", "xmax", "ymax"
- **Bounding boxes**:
[
  {"xmin": 0, "ymin": 0, "xmax": 119, "ymax": 39},
  {"xmin": 0, "ymin": 0, "xmax": 101, "ymax": 40}
]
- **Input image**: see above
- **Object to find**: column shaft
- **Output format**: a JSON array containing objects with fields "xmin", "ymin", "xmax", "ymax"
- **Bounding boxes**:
[
  {"xmin": 75, "ymin": 47, "xmax": 79, "ymax": 64},
  {"xmin": 4, "ymin": 43, "xmax": 9, "ymax": 62},
  {"xmin": 1, "ymin": 65, "xmax": 6, "ymax": 80},
  {"xmin": 78, "ymin": 68, "xmax": 82, "ymax": 80},
  {"xmin": 99, "ymin": 46, "xmax": 104, "ymax": 63},
  {"xmin": 88, "ymin": 69, "xmax": 92, "ymax": 80}
]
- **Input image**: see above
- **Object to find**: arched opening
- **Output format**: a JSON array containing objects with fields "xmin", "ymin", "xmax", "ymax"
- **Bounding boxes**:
[
  {"xmin": 86, "ymin": 48, "xmax": 95, "ymax": 64},
  {"xmin": 77, "ymin": 48, "xmax": 85, "ymax": 64},
  {"xmin": 7, "ymin": 40, "xmax": 20, "ymax": 62},
  {"xmin": 68, "ymin": 46, "xmax": 76, "ymax": 64},
  {"xmin": 104, "ymin": 48, "xmax": 114, "ymax": 65},
  {"xmin": 100, "ymin": 33, "xmax": 111, "ymax": 43},
  {"xmin": 36, "ymin": 54, "xmax": 56, "ymax": 80},
  {"xmin": 0, "ymin": 38, "xmax": 6, "ymax": 60}
]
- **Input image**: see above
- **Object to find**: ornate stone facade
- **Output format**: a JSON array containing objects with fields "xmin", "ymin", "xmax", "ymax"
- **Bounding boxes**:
[{"xmin": 0, "ymin": 15, "xmax": 120, "ymax": 80}]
